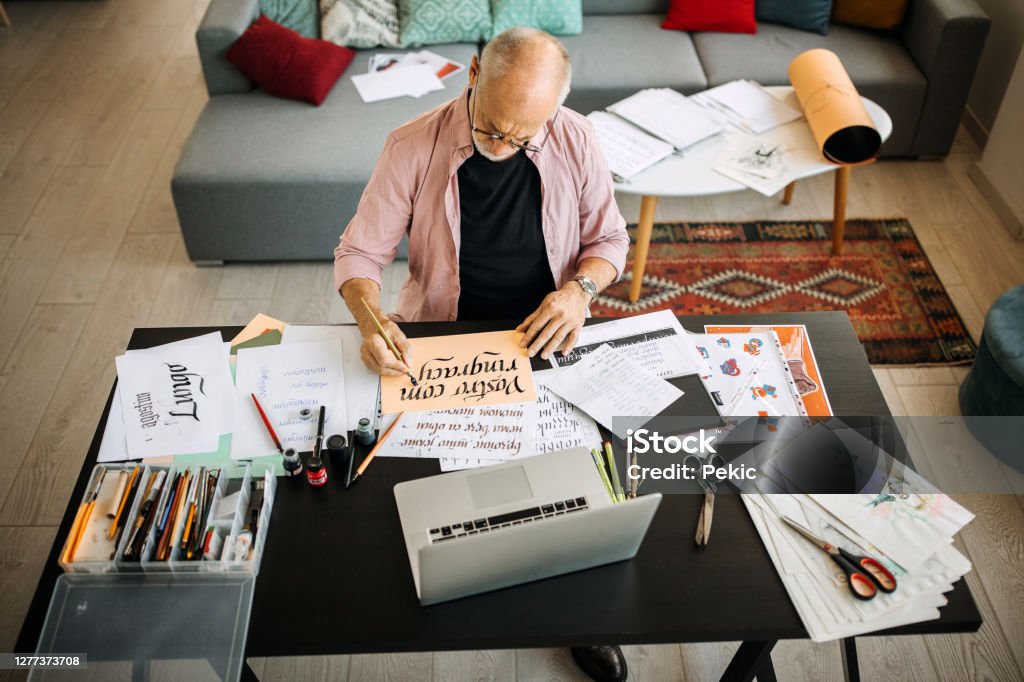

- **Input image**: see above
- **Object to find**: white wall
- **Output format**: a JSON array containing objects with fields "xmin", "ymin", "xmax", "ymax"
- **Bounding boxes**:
[
  {"xmin": 965, "ymin": 0, "xmax": 1024, "ymax": 135},
  {"xmin": 971, "ymin": 46, "xmax": 1024, "ymax": 239}
]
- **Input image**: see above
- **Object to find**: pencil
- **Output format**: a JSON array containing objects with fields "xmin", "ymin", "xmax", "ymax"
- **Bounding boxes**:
[
  {"xmin": 591, "ymin": 449, "xmax": 616, "ymax": 503},
  {"xmin": 251, "ymin": 393, "xmax": 284, "ymax": 454},
  {"xmin": 66, "ymin": 469, "xmax": 106, "ymax": 563},
  {"xmin": 604, "ymin": 441, "xmax": 625, "ymax": 502},
  {"xmin": 108, "ymin": 466, "xmax": 140, "ymax": 539},
  {"xmin": 359, "ymin": 297, "xmax": 418, "ymax": 386},
  {"xmin": 350, "ymin": 413, "xmax": 402, "ymax": 485}
]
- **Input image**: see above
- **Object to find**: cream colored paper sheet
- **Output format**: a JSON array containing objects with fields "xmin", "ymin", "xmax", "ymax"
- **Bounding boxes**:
[{"xmin": 380, "ymin": 330, "xmax": 537, "ymax": 414}]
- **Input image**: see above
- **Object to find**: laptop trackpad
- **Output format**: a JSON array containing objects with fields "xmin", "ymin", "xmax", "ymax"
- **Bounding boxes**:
[{"xmin": 467, "ymin": 466, "xmax": 533, "ymax": 509}]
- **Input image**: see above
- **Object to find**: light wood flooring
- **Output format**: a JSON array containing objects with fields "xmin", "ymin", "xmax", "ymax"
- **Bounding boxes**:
[{"xmin": 1, "ymin": 1, "xmax": 1023, "ymax": 679}]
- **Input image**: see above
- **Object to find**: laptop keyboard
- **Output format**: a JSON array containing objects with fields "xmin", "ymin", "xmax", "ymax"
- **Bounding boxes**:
[{"xmin": 428, "ymin": 496, "xmax": 590, "ymax": 543}]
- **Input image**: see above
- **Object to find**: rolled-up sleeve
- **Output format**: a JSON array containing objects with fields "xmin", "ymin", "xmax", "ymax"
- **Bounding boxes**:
[
  {"xmin": 333, "ymin": 133, "xmax": 415, "ymax": 292},
  {"xmin": 575, "ymin": 124, "xmax": 629, "ymax": 280}
]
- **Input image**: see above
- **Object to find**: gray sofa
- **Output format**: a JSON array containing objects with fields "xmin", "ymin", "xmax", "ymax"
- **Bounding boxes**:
[{"xmin": 172, "ymin": 0, "xmax": 989, "ymax": 263}]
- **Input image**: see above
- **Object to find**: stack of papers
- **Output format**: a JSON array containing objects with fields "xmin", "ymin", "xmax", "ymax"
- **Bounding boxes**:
[
  {"xmin": 743, "ymin": 464, "xmax": 974, "ymax": 641},
  {"xmin": 607, "ymin": 88, "xmax": 724, "ymax": 150},
  {"xmin": 691, "ymin": 80, "xmax": 804, "ymax": 135},
  {"xmin": 352, "ymin": 50, "xmax": 464, "ymax": 103}
]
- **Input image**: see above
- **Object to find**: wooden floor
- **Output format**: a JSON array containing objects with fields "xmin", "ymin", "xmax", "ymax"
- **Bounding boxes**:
[{"xmin": 1, "ymin": 1, "xmax": 1023, "ymax": 680}]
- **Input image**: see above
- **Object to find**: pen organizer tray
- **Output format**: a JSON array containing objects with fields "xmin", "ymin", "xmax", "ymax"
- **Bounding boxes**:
[{"xmin": 59, "ymin": 463, "xmax": 276, "ymax": 576}]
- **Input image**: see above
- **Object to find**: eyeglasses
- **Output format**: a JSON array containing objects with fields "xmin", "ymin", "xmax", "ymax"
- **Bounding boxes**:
[{"xmin": 470, "ymin": 86, "xmax": 554, "ymax": 154}]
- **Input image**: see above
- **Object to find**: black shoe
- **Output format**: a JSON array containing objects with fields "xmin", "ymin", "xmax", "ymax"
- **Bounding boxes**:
[{"xmin": 570, "ymin": 645, "xmax": 628, "ymax": 682}]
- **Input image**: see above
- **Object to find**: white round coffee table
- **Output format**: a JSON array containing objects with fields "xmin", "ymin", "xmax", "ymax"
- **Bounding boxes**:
[{"xmin": 615, "ymin": 85, "xmax": 892, "ymax": 302}]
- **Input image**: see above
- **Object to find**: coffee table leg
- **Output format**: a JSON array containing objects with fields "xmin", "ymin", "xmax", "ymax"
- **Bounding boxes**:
[
  {"xmin": 783, "ymin": 181, "xmax": 796, "ymax": 205},
  {"xmin": 629, "ymin": 195, "xmax": 658, "ymax": 303},
  {"xmin": 832, "ymin": 165, "xmax": 851, "ymax": 255}
]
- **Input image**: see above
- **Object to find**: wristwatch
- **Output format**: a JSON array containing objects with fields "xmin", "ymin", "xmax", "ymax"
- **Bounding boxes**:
[{"xmin": 571, "ymin": 275, "xmax": 598, "ymax": 301}]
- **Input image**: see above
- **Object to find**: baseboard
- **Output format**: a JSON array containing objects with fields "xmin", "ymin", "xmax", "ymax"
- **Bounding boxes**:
[
  {"xmin": 968, "ymin": 163, "xmax": 1024, "ymax": 240},
  {"xmin": 961, "ymin": 107, "xmax": 989, "ymax": 149}
]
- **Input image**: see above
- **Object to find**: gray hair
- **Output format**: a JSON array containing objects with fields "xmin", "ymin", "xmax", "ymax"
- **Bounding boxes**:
[{"xmin": 479, "ymin": 27, "xmax": 572, "ymax": 108}]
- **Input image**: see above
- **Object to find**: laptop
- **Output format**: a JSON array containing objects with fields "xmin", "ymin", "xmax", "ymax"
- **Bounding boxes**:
[{"xmin": 394, "ymin": 447, "xmax": 662, "ymax": 605}]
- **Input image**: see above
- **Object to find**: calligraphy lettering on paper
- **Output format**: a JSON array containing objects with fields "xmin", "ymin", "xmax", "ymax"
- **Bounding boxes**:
[
  {"xmin": 163, "ymin": 362, "xmax": 207, "ymax": 421},
  {"xmin": 400, "ymin": 352, "xmax": 530, "ymax": 404}
]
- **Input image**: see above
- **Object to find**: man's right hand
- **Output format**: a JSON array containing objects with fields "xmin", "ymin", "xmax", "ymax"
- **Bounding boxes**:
[{"xmin": 360, "ymin": 316, "xmax": 414, "ymax": 377}]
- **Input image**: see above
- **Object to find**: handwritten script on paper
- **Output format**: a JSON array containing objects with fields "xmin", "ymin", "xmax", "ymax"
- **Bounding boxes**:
[
  {"xmin": 115, "ymin": 332, "xmax": 233, "ymax": 458},
  {"xmin": 379, "ymin": 405, "xmax": 535, "ymax": 462},
  {"xmin": 380, "ymin": 330, "xmax": 537, "ymax": 414},
  {"xmin": 545, "ymin": 344, "xmax": 683, "ymax": 439}
]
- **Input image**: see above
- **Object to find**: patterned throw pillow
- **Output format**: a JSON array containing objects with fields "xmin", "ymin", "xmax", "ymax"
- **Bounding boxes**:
[
  {"xmin": 260, "ymin": 0, "xmax": 320, "ymax": 38},
  {"xmin": 321, "ymin": 0, "xmax": 401, "ymax": 48},
  {"xmin": 489, "ymin": 0, "xmax": 582, "ymax": 40},
  {"xmin": 399, "ymin": 0, "xmax": 491, "ymax": 47}
]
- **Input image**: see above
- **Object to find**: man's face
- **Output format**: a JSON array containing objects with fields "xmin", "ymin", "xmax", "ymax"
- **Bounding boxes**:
[{"xmin": 470, "ymin": 69, "xmax": 561, "ymax": 162}]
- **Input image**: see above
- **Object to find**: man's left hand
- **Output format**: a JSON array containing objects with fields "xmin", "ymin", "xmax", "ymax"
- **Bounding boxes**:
[{"xmin": 516, "ymin": 284, "xmax": 590, "ymax": 359}]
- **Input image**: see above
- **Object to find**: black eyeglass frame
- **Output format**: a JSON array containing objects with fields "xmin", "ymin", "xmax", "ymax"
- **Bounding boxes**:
[{"xmin": 469, "ymin": 85, "xmax": 556, "ymax": 155}]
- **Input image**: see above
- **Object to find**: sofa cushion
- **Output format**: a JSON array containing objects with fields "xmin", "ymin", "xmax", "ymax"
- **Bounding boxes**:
[
  {"xmin": 320, "ymin": 0, "xmax": 402, "ymax": 48},
  {"xmin": 662, "ymin": 0, "xmax": 756, "ymax": 34},
  {"xmin": 399, "ymin": 0, "xmax": 491, "ymax": 47},
  {"xmin": 756, "ymin": 0, "xmax": 833, "ymax": 36},
  {"xmin": 260, "ymin": 0, "xmax": 320, "ymax": 38},
  {"xmin": 582, "ymin": 0, "xmax": 666, "ymax": 15},
  {"xmin": 226, "ymin": 15, "xmax": 356, "ymax": 105},
  {"xmin": 693, "ymin": 22, "xmax": 926, "ymax": 154},
  {"xmin": 833, "ymin": 0, "xmax": 909, "ymax": 31},
  {"xmin": 561, "ymin": 14, "xmax": 706, "ymax": 115},
  {"xmin": 490, "ymin": 0, "xmax": 583, "ymax": 41}
]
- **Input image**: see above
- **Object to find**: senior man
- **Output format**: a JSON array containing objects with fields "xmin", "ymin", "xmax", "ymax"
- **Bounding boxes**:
[{"xmin": 333, "ymin": 27, "xmax": 630, "ymax": 682}]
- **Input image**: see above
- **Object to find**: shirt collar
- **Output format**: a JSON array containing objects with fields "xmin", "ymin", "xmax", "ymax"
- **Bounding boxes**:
[{"xmin": 450, "ymin": 87, "xmax": 473, "ymax": 150}]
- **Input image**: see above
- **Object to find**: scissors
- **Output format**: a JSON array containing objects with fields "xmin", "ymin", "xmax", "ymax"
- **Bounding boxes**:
[
  {"xmin": 684, "ymin": 453, "xmax": 726, "ymax": 546},
  {"xmin": 781, "ymin": 515, "xmax": 897, "ymax": 601}
]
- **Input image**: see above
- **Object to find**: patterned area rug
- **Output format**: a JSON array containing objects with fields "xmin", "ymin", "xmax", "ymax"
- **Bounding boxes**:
[{"xmin": 593, "ymin": 218, "xmax": 976, "ymax": 365}]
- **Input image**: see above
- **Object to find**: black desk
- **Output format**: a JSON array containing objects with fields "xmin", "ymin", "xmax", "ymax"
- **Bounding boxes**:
[{"xmin": 17, "ymin": 313, "xmax": 981, "ymax": 682}]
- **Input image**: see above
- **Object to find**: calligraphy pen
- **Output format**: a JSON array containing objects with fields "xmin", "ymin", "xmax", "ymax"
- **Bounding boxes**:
[{"xmin": 359, "ymin": 297, "xmax": 417, "ymax": 386}]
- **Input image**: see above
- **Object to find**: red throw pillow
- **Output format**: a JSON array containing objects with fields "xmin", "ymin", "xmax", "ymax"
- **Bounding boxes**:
[
  {"xmin": 662, "ymin": 0, "xmax": 757, "ymax": 34},
  {"xmin": 226, "ymin": 15, "xmax": 355, "ymax": 106}
]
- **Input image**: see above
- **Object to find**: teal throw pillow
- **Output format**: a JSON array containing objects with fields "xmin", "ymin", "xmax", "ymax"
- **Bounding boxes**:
[
  {"xmin": 489, "ymin": 0, "xmax": 583, "ymax": 40},
  {"xmin": 260, "ymin": 0, "xmax": 320, "ymax": 38},
  {"xmin": 399, "ymin": 0, "xmax": 491, "ymax": 47}
]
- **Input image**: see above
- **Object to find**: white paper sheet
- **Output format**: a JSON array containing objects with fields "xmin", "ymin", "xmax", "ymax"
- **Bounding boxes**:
[
  {"xmin": 281, "ymin": 324, "xmax": 380, "ymax": 433},
  {"xmin": 545, "ymin": 344, "xmax": 683, "ymax": 439},
  {"xmin": 809, "ymin": 469, "xmax": 975, "ymax": 572},
  {"xmin": 608, "ymin": 88, "xmax": 724, "ymax": 150},
  {"xmin": 712, "ymin": 124, "xmax": 832, "ymax": 196},
  {"xmin": 114, "ymin": 333, "xmax": 235, "ymax": 459},
  {"xmin": 377, "ymin": 404, "xmax": 536, "ymax": 462},
  {"xmin": 586, "ymin": 111, "xmax": 675, "ymax": 181},
  {"xmin": 231, "ymin": 341, "xmax": 346, "ymax": 459},
  {"xmin": 691, "ymin": 80, "xmax": 803, "ymax": 135},
  {"xmin": 550, "ymin": 309, "xmax": 706, "ymax": 379},
  {"xmin": 351, "ymin": 63, "xmax": 444, "ymax": 102}
]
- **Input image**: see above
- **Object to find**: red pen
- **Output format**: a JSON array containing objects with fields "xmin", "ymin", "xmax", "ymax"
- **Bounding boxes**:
[{"xmin": 251, "ymin": 393, "xmax": 284, "ymax": 455}]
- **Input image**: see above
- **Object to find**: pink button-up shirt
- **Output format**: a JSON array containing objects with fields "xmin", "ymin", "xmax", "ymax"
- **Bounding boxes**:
[{"xmin": 333, "ymin": 87, "xmax": 628, "ymax": 322}]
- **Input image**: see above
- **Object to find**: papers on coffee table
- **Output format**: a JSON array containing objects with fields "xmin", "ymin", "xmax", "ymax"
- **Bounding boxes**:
[
  {"xmin": 691, "ymin": 79, "xmax": 803, "ymax": 135},
  {"xmin": 586, "ymin": 111, "xmax": 675, "ymax": 181},
  {"xmin": 712, "ymin": 125, "xmax": 831, "ymax": 196},
  {"xmin": 607, "ymin": 88, "xmax": 724, "ymax": 151}
]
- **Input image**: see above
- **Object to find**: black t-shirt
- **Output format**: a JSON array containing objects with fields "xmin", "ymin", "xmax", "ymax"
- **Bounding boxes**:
[{"xmin": 456, "ymin": 147, "xmax": 556, "ymax": 321}]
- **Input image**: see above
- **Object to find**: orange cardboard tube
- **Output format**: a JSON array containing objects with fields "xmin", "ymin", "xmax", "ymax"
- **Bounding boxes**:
[{"xmin": 789, "ymin": 49, "xmax": 881, "ymax": 165}]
